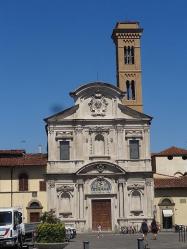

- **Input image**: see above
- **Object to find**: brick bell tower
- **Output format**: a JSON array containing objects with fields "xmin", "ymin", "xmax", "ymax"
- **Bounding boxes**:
[{"xmin": 112, "ymin": 22, "xmax": 143, "ymax": 112}]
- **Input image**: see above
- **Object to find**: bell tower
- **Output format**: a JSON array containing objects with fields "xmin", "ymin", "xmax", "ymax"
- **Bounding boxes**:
[{"xmin": 112, "ymin": 22, "xmax": 143, "ymax": 112}]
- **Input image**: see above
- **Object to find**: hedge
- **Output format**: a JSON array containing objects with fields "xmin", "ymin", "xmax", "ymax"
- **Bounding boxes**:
[{"xmin": 36, "ymin": 223, "xmax": 66, "ymax": 243}]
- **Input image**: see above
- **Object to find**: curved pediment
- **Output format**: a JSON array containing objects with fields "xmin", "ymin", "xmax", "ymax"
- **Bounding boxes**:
[
  {"xmin": 76, "ymin": 161, "xmax": 126, "ymax": 175},
  {"xmin": 70, "ymin": 82, "xmax": 125, "ymax": 103}
]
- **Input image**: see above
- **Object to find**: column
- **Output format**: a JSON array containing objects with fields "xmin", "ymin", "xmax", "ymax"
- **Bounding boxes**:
[
  {"xmin": 117, "ymin": 126, "xmax": 124, "ymax": 159},
  {"xmin": 47, "ymin": 180, "xmax": 56, "ymax": 211},
  {"xmin": 78, "ymin": 179, "xmax": 84, "ymax": 219},
  {"xmin": 123, "ymin": 180, "xmax": 128, "ymax": 218},
  {"xmin": 146, "ymin": 179, "xmax": 153, "ymax": 218},
  {"xmin": 75, "ymin": 127, "xmax": 83, "ymax": 159},
  {"xmin": 144, "ymin": 127, "xmax": 150, "ymax": 159},
  {"xmin": 118, "ymin": 179, "xmax": 124, "ymax": 218},
  {"xmin": 75, "ymin": 184, "xmax": 79, "ymax": 219}
]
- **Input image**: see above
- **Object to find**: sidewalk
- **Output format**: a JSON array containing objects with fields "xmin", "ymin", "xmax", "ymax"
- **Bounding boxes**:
[{"xmin": 66, "ymin": 232, "xmax": 187, "ymax": 249}]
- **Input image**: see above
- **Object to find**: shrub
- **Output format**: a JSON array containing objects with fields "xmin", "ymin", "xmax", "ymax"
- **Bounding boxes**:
[
  {"xmin": 36, "ymin": 223, "xmax": 66, "ymax": 243},
  {"xmin": 40, "ymin": 210, "xmax": 61, "ymax": 224},
  {"xmin": 35, "ymin": 210, "xmax": 65, "ymax": 243}
]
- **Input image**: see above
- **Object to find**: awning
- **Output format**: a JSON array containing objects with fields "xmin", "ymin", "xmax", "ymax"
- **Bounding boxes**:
[{"xmin": 163, "ymin": 209, "xmax": 173, "ymax": 217}]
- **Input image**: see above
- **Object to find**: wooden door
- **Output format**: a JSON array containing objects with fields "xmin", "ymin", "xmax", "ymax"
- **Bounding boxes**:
[
  {"xmin": 30, "ymin": 212, "xmax": 40, "ymax": 223},
  {"xmin": 92, "ymin": 199, "xmax": 112, "ymax": 231}
]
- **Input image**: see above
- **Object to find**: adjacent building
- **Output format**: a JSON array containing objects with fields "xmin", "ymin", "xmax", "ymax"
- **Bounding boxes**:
[
  {"xmin": 152, "ymin": 146, "xmax": 187, "ymax": 229},
  {"xmin": 0, "ymin": 150, "xmax": 47, "ymax": 223},
  {"xmin": 44, "ymin": 22, "xmax": 154, "ymax": 232}
]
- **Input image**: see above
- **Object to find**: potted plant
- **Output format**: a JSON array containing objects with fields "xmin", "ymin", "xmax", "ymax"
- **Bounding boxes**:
[{"xmin": 34, "ymin": 210, "xmax": 68, "ymax": 249}]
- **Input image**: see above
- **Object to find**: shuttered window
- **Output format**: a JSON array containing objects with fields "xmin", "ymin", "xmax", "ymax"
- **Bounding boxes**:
[
  {"xmin": 19, "ymin": 173, "xmax": 28, "ymax": 191},
  {"xmin": 60, "ymin": 141, "xmax": 70, "ymax": 160},
  {"xmin": 39, "ymin": 181, "xmax": 46, "ymax": 191},
  {"xmin": 129, "ymin": 140, "xmax": 139, "ymax": 159}
]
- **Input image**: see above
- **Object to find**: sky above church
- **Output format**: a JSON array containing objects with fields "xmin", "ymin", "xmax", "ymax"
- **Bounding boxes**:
[{"xmin": 0, "ymin": 0, "xmax": 187, "ymax": 153}]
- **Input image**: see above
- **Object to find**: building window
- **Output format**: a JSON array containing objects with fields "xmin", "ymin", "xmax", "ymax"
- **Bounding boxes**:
[
  {"xmin": 126, "ymin": 80, "xmax": 130, "ymax": 100},
  {"xmin": 180, "ymin": 199, "xmax": 186, "ymax": 204},
  {"xmin": 19, "ymin": 173, "xmax": 28, "ymax": 191},
  {"xmin": 95, "ymin": 134, "xmax": 105, "ymax": 155},
  {"xmin": 129, "ymin": 140, "xmax": 139, "ymax": 159},
  {"xmin": 124, "ymin": 46, "xmax": 134, "ymax": 64},
  {"xmin": 29, "ymin": 202, "xmax": 40, "ymax": 209},
  {"xmin": 39, "ymin": 181, "xmax": 46, "ymax": 191},
  {"xmin": 60, "ymin": 141, "xmax": 70, "ymax": 160},
  {"xmin": 126, "ymin": 80, "xmax": 136, "ymax": 100},
  {"xmin": 161, "ymin": 198, "xmax": 172, "ymax": 206},
  {"xmin": 32, "ymin": 192, "xmax": 37, "ymax": 197},
  {"xmin": 131, "ymin": 80, "xmax": 135, "ymax": 100}
]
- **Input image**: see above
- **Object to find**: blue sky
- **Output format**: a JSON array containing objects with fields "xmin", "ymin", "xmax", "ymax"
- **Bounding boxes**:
[{"xmin": 0, "ymin": 0, "xmax": 187, "ymax": 153}]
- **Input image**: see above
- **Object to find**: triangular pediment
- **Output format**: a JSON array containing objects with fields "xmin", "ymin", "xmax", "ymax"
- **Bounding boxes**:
[
  {"xmin": 76, "ymin": 161, "xmax": 126, "ymax": 175},
  {"xmin": 118, "ymin": 104, "xmax": 152, "ymax": 121},
  {"xmin": 44, "ymin": 105, "xmax": 79, "ymax": 122}
]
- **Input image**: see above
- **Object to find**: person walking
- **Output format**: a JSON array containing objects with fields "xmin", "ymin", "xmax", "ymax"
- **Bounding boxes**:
[
  {"xmin": 141, "ymin": 219, "xmax": 149, "ymax": 240},
  {"xmin": 97, "ymin": 224, "xmax": 102, "ymax": 238},
  {"xmin": 151, "ymin": 218, "xmax": 158, "ymax": 240}
]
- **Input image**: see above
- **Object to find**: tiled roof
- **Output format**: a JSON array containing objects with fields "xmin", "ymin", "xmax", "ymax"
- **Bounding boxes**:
[
  {"xmin": 154, "ymin": 176, "xmax": 187, "ymax": 188},
  {"xmin": 154, "ymin": 146, "xmax": 187, "ymax": 156},
  {"xmin": 0, "ymin": 153, "xmax": 47, "ymax": 166},
  {"xmin": 0, "ymin": 150, "xmax": 25, "ymax": 155}
]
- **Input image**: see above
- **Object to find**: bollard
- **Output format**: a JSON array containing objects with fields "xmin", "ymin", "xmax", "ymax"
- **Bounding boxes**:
[
  {"xmin": 182, "ymin": 226, "xmax": 184, "ymax": 242},
  {"xmin": 137, "ymin": 238, "xmax": 144, "ymax": 249},
  {"xmin": 184, "ymin": 226, "xmax": 186, "ymax": 242},
  {"xmin": 83, "ymin": 241, "xmax": 89, "ymax": 249}
]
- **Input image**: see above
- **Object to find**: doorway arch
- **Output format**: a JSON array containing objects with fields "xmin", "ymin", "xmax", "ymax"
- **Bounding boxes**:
[
  {"xmin": 158, "ymin": 198, "xmax": 175, "ymax": 229},
  {"xmin": 27, "ymin": 200, "xmax": 43, "ymax": 223}
]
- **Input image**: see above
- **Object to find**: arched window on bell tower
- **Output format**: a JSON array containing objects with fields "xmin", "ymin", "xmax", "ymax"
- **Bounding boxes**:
[
  {"xmin": 131, "ymin": 46, "xmax": 134, "ymax": 64},
  {"xmin": 131, "ymin": 80, "xmax": 136, "ymax": 100},
  {"xmin": 124, "ymin": 46, "xmax": 135, "ymax": 65},
  {"xmin": 126, "ymin": 80, "xmax": 131, "ymax": 100},
  {"xmin": 126, "ymin": 80, "xmax": 136, "ymax": 100}
]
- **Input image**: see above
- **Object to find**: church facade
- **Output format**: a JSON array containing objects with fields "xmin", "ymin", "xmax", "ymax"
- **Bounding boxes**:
[{"xmin": 45, "ymin": 22, "xmax": 154, "ymax": 232}]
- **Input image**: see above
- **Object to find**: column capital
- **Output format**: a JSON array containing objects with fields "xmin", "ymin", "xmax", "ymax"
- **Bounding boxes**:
[
  {"xmin": 77, "ymin": 179, "xmax": 84, "ymax": 185},
  {"xmin": 118, "ymin": 178, "xmax": 126, "ymax": 184}
]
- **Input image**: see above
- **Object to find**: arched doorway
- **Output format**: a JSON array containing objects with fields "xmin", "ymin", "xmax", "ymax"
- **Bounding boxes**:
[
  {"xmin": 91, "ymin": 178, "xmax": 112, "ymax": 231},
  {"xmin": 27, "ymin": 201, "xmax": 43, "ymax": 223},
  {"xmin": 158, "ymin": 198, "xmax": 175, "ymax": 229}
]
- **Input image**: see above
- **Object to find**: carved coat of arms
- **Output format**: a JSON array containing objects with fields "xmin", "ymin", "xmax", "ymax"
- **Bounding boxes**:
[{"xmin": 88, "ymin": 91, "xmax": 108, "ymax": 116}]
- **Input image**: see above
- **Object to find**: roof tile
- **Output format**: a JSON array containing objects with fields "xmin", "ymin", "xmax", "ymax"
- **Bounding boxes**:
[
  {"xmin": 0, "ymin": 153, "xmax": 47, "ymax": 167},
  {"xmin": 154, "ymin": 176, "xmax": 187, "ymax": 188},
  {"xmin": 155, "ymin": 146, "xmax": 187, "ymax": 156}
]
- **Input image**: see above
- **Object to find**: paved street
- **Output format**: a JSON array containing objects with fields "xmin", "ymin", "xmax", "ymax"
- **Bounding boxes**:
[{"xmin": 66, "ymin": 232, "xmax": 187, "ymax": 249}]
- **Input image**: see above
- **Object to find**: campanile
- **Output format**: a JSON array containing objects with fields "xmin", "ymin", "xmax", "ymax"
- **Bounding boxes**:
[{"xmin": 112, "ymin": 22, "xmax": 143, "ymax": 112}]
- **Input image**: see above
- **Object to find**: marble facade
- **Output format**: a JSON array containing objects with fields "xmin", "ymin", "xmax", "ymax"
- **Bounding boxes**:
[{"xmin": 45, "ymin": 82, "xmax": 154, "ymax": 232}]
